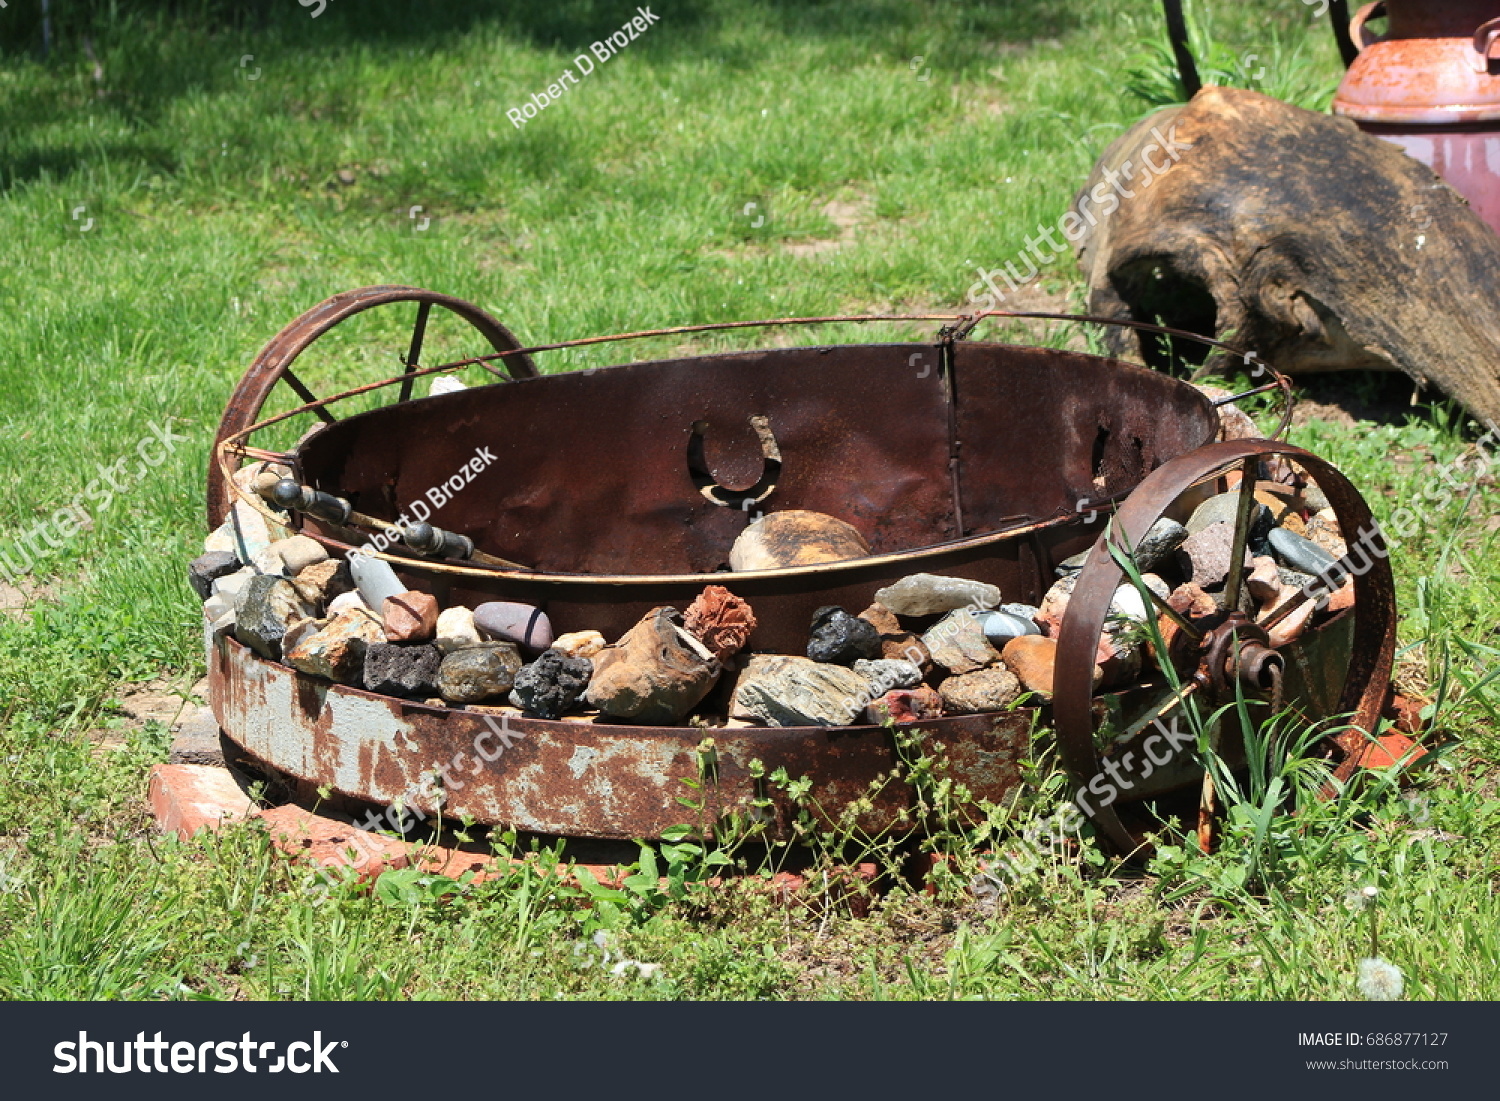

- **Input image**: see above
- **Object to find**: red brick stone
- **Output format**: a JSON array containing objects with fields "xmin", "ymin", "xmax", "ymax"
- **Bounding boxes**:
[
  {"xmin": 149, "ymin": 763, "xmax": 256, "ymax": 840},
  {"xmin": 257, "ymin": 805, "xmax": 411, "ymax": 880}
]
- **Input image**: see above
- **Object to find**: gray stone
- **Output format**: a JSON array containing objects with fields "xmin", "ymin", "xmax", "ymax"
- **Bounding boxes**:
[
  {"xmin": 1302, "ymin": 483, "xmax": 1330, "ymax": 512},
  {"xmin": 730, "ymin": 655, "xmax": 870, "ymax": 727},
  {"xmin": 363, "ymin": 642, "xmax": 442, "ymax": 697},
  {"xmin": 873, "ymin": 573, "xmax": 1001, "ymax": 617},
  {"xmin": 938, "ymin": 665, "xmax": 1023, "ymax": 714},
  {"xmin": 806, "ymin": 606, "xmax": 881, "ymax": 664},
  {"xmin": 437, "ymin": 642, "xmax": 524, "ymax": 704},
  {"xmin": 584, "ymin": 608, "xmax": 719, "ymax": 724},
  {"xmin": 1132, "ymin": 518, "xmax": 1190, "ymax": 572},
  {"xmin": 269, "ymin": 534, "xmax": 329, "ymax": 577},
  {"xmin": 1187, "ymin": 493, "xmax": 1273, "ymax": 555},
  {"xmin": 852, "ymin": 658, "xmax": 922, "ymax": 698},
  {"xmin": 1179, "ymin": 521, "xmax": 1255, "ymax": 590},
  {"xmin": 168, "ymin": 706, "xmax": 225, "ymax": 766},
  {"xmin": 510, "ymin": 649, "xmax": 593, "ymax": 719},
  {"xmin": 1269, "ymin": 526, "xmax": 1337, "ymax": 578},
  {"xmin": 975, "ymin": 610, "xmax": 1040, "ymax": 645},
  {"xmin": 474, "ymin": 601, "xmax": 554, "ymax": 656},
  {"xmin": 349, "ymin": 553, "xmax": 407, "ymax": 614},
  {"xmin": 189, "ymin": 551, "xmax": 241, "ymax": 601},
  {"xmin": 233, "ymin": 575, "xmax": 311, "ymax": 660},
  {"xmin": 922, "ymin": 609, "xmax": 1001, "ymax": 675}
]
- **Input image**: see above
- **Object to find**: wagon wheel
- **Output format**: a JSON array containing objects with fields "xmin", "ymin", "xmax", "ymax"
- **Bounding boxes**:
[
  {"xmin": 1053, "ymin": 438, "xmax": 1398, "ymax": 857},
  {"xmin": 207, "ymin": 285, "xmax": 537, "ymax": 528}
]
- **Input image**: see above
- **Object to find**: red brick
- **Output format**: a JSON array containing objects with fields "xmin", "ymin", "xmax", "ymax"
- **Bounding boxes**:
[
  {"xmin": 149, "ymin": 763, "xmax": 256, "ymax": 840},
  {"xmin": 257, "ymin": 805, "xmax": 411, "ymax": 881}
]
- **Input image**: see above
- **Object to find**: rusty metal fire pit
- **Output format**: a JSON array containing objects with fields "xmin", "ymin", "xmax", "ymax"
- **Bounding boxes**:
[{"xmin": 203, "ymin": 286, "xmax": 1397, "ymax": 854}]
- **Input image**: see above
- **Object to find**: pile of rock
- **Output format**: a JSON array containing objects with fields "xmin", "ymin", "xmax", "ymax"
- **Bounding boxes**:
[{"xmin": 191, "ymin": 476, "xmax": 1351, "ymax": 729}]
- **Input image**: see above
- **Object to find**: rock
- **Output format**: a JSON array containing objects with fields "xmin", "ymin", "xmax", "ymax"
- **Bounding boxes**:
[
  {"xmin": 922, "ymin": 609, "xmax": 1000, "ymax": 674},
  {"xmin": 975, "ymin": 608, "xmax": 1040, "ymax": 645},
  {"xmin": 363, "ymin": 642, "xmax": 442, "ymax": 697},
  {"xmin": 857, "ymin": 603, "xmax": 931, "ymax": 670},
  {"xmin": 729, "ymin": 510, "xmax": 870, "ymax": 571},
  {"xmin": 729, "ymin": 654, "xmax": 870, "ymax": 727},
  {"xmin": 510, "ymin": 648, "xmax": 593, "ymax": 718},
  {"xmin": 1168, "ymin": 581, "xmax": 1221, "ymax": 620},
  {"xmin": 1304, "ymin": 513, "xmax": 1348, "ymax": 561},
  {"xmin": 474, "ymin": 601, "xmax": 554, "ymax": 656},
  {"xmin": 281, "ymin": 616, "xmax": 322, "ymax": 657},
  {"xmin": 429, "ymin": 375, "xmax": 467, "ymax": 396},
  {"xmin": 1187, "ymin": 492, "xmax": 1273, "ymax": 555},
  {"xmin": 233, "ymin": 575, "xmax": 311, "ymax": 660},
  {"xmin": 1302, "ymin": 483, "xmax": 1330, "ymax": 512},
  {"xmin": 807, "ymin": 605, "xmax": 882, "ymax": 664},
  {"xmin": 584, "ymin": 608, "xmax": 720, "ymax": 723},
  {"xmin": 683, "ymin": 584, "xmax": 757, "ymax": 661},
  {"xmin": 873, "ymin": 573, "xmax": 1001, "ymax": 617},
  {"xmin": 435, "ymin": 606, "xmax": 482, "ymax": 653},
  {"xmin": 939, "ymin": 665, "xmax": 1024, "ymax": 714},
  {"xmin": 291, "ymin": 557, "xmax": 354, "ymax": 608},
  {"xmin": 286, "ymin": 609, "xmax": 385, "ymax": 683},
  {"xmin": 211, "ymin": 566, "xmax": 256, "ymax": 600},
  {"xmin": 188, "ymin": 551, "xmax": 241, "ymax": 601},
  {"xmin": 268, "ymin": 534, "xmax": 328, "ymax": 577},
  {"xmin": 350, "ymin": 553, "xmax": 407, "ymax": 612},
  {"xmin": 437, "ymin": 642, "xmax": 523, "ymax": 704},
  {"xmin": 233, "ymin": 460, "xmax": 293, "ymax": 499},
  {"xmin": 1056, "ymin": 518, "xmax": 1187, "ymax": 576},
  {"xmin": 866, "ymin": 685, "xmax": 944, "ymax": 725},
  {"xmin": 1037, "ymin": 574, "xmax": 1078, "ymax": 636},
  {"xmin": 202, "ymin": 590, "xmax": 236, "ymax": 633},
  {"xmin": 1000, "ymin": 635, "xmax": 1098, "ymax": 699},
  {"xmin": 327, "ymin": 590, "xmax": 373, "ymax": 617},
  {"xmin": 1180, "ymin": 521, "xmax": 1255, "ymax": 589},
  {"xmin": 853, "ymin": 658, "xmax": 922, "ymax": 698},
  {"xmin": 1247, "ymin": 556, "xmax": 1284, "ymax": 604},
  {"xmin": 552, "ymin": 630, "xmax": 607, "ymax": 660},
  {"xmin": 382, "ymin": 591, "xmax": 439, "ymax": 643},
  {"xmin": 204, "ymin": 501, "xmax": 275, "ymax": 561},
  {"xmin": 251, "ymin": 545, "xmax": 288, "ymax": 576},
  {"xmin": 1269, "ymin": 526, "xmax": 1337, "ymax": 577}
]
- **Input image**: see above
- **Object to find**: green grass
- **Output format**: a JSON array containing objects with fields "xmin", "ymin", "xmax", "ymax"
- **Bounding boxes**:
[{"xmin": 1, "ymin": 0, "xmax": 1497, "ymax": 1001}]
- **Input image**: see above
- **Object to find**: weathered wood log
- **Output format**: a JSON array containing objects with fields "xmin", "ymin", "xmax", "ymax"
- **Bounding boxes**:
[{"xmin": 1075, "ymin": 85, "xmax": 1500, "ymax": 431}]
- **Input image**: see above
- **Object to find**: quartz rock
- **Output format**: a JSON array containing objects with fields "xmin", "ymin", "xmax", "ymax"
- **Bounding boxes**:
[
  {"xmin": 729, "ymin": 655, "xmax": 869, "ymax": 727},
  {"xmin": 806, "ymin": 606, "xmax": 882, "ymax": 664},
  {"xmin": 729, "ymin": 510, "xmax": 871, "ymax": 571},
  {"xmin": 683, "ymin": 585, "xmax": 757, "ymax": 662},
  {"xmin": 510, "ymin": 649, "xmax": 593, "ymax": 719},
  {"xmin": 938, "ymin": 665, "xmax": 1023, "ymax": 714},
  {"xmin": 474, "ymin": 601, "xmax": 554, "ymax": 656},
  {"xmin": 383, "ymin": 591, "xmax": 439, "ymax": 643},
  {"xmin": 189, "ymin": 551, "xmax": 241, "ymax": 601},
  {"xmin": 286, "ymin": 609, "xmax": 384, "ymax": 683},
  {"xmin": 327, "ymin": 590, "xmax": 373, "ymax": 617},
  {"xmin": 363, "ymin": 642, "xmax": 442, "ymax": 697},
  {"xmin": 233, "ymin": 575, "xmax": 312, "ymax": 661},
  {"xmin": 922, "ymin": 610, "xmax": 1000, "ymax": 675},
  {"xmin": 873, "ymin": 573, "xmax": 1000, "ymax": 617},
  {"xmin": 435, "ymin": 606, "xmax": 482, "ymax": 653},
  {"xmin": 552, "ymin": 630, "xmax": 607, "ymax": 660},
  {"xmin": 584, "ymin": 608, "xmax": 719, "ymax": 724},
  {"xmin": 437, "ymin": 642, "xmax": 523, "ymax": 704}
]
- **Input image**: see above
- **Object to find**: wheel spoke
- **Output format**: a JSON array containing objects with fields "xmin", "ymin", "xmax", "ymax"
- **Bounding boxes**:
[
  {"xmin": 397, "ymin": 300, "xmax": 433, "ymax": 403},
  {"xmin": 281, "ymin": 368, "xmax": 338, "ymax": 425},
  {"xmin": 1221, "ymin": 456, "xmax": 1259, "ymax": 613}
]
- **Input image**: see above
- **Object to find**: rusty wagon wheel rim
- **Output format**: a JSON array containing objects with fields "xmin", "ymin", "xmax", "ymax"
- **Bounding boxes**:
[
  {"xmin": 1052, "ymin": 439, "xmax": 1398, "ymax": 858},
  {"xmin": 207, "ymin": 284, "xmax": 538, "ymax": 528}
]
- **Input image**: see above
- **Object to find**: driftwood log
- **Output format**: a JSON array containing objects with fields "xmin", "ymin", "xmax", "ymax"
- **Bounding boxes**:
[{"xmin": 1075, "ymin": 86, "xmax": 1500, "ymax": 431}]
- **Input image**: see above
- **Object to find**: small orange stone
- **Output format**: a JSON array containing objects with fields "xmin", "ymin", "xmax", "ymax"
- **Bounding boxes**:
[{"xmin": 383, "ymin": 590, "xmax": 439, "ymax": 642}]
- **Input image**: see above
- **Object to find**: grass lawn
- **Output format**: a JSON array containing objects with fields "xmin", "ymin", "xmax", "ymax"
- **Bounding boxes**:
[{"xmin": 1, "ymin": 0, "xmax": 1497, "ymax": 1000}]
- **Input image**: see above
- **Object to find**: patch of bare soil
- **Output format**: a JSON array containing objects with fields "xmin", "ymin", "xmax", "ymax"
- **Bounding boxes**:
[{"xmin": 89, "ymin": 674, "xmax": 211, "ymax": 756}]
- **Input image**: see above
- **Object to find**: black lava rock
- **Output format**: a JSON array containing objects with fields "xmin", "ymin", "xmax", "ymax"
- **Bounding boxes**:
[
  {"xmin": 363, "ymin": 642, "xmax": 442, "ymax": 697},
  {"xmin": 510, "ymin": 648, "xmax": 593, "ymax": 719},
  {"xmin": 806, "ymin": 605, "xmax": 882, "ymax": 664},
  {"xmin": 189, "ymin": 551, "xmax": 241, "ymax": 600}
]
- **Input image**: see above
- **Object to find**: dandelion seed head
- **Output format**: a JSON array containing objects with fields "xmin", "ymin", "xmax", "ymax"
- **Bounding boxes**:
[{"xmin": 1357, "ymin": 957, "xmax": 1405, "ymax": 1001}]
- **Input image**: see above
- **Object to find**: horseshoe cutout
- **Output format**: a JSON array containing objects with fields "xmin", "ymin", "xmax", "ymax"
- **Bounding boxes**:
[{"xmin": 687, "ymin": 415, "xmax": 782, "ymax": 509}]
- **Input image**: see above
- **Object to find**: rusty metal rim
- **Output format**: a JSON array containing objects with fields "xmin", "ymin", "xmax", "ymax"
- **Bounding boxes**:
[{"xmin": 1052, "ymin": 439, "xmax": 1397, "ymax": 856}]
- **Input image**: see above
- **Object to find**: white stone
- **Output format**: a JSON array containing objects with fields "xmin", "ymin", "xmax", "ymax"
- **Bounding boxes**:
[
  {"xmin": 873, "ymin": 573, "xmax": 1001, "ymax": 617},
  {"xmin": 435, "ymin": 606, "xmax": 482, "ymax": 653}
]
